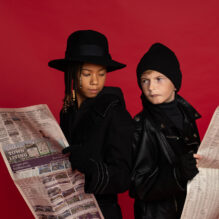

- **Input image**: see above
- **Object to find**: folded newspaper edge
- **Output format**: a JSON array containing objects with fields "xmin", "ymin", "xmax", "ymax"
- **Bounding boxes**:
[
  {"xmin": 0, "ymin": 104, "xmax": 104, "ymax": 219},
  {"xmin": 181, "ymin": 106, "xmax": 219, "ymax": 219}
]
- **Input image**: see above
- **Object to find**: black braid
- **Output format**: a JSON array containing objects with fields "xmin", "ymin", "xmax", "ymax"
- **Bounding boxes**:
[{"xmin": 62, "ymin": 62, "xmax": 82, "ymax": 112}]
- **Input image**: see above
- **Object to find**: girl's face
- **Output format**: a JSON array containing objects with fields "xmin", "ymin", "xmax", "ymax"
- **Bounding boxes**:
[
  {"xmin": 76, "ymin": 63, "xmax": 107, "ymax": 105},
  {"xmin": 140, "ymin": 70, "xmax": 176, "ymax": 104}
]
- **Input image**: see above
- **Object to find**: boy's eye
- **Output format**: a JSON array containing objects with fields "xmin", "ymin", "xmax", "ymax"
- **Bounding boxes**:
[
  {"xmin": 141, "ymin": 79, "xmax": 149, "ymax": 84},
  {"xmin": 156, "ymin": 77, "xmax": 164, "ymax": 82}
]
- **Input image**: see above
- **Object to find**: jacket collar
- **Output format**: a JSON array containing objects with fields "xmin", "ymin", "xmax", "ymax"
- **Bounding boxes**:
[
  {"xmin": 92, "ymin": 86, "xmax": 125, "ymax": 117},
  {"xmin": 176, "ymin": 94, "xmax": 201, "ymax": 120},
  {"xmin": 141, "ymin": 93, "xmax": 201, "ymax": 121},
  {"xmin": 69, "ymin": 86, "xmax": 125, "ymax": 135},
  {"xmin": 141, "ymin": 94, "xmax": 201, "ymax": 131}
]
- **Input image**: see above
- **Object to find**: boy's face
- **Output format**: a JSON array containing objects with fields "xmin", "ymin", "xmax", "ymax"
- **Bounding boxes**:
[{"xmin": 140, "ymin": 70, "xmax": 176, "ymax": 104}]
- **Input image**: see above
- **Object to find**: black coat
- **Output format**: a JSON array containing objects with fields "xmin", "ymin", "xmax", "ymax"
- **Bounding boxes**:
[
  {"xmin": 130, "ymin": 95, "xmax": 201, "ymax": 219},
  {"xmin": 60, "ymin": 86, "xmax": 134, "ymax": 219}
]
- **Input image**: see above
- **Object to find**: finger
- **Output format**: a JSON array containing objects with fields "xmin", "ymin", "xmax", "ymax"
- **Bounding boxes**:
[{"xmin": 193, "ymin": 154, "xmax": 202, "ymax": 160}]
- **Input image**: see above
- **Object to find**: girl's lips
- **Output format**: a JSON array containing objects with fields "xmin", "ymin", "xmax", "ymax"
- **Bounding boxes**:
[{"xmin": 88, "ymin": 89, "xmax": 99, "ymax": 94}]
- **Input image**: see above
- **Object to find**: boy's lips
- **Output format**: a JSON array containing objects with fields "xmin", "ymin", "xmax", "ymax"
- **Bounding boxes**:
[{"xmin": 150, "ymin": 94, "xmax": 160, "ymax": 97}]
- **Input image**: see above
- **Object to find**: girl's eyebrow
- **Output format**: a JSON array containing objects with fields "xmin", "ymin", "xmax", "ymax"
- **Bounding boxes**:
[
  {"xmin": 81, "ymin": 68, "xmax": 106, "ymax": 72},
  {"xmin": 81, "ymin": 68, "xmax": 91, "ymax": 71}
]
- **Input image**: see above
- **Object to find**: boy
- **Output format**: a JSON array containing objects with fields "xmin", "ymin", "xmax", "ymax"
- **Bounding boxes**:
[{"xmin": 130, "ymin": 43, "xmax": 201, "ymax": 219}]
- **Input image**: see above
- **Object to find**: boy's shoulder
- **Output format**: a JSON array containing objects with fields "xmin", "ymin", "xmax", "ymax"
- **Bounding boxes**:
[
  {"xmin": 176, "ymin": 95, "xmax": 201, "ymax": 120},
  {"xmin": 134, "ymin": 109, "xmax": 154, "ymax": 123}
]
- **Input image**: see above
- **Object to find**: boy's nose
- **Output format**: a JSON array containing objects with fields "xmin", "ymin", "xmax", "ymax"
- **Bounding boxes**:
[{"xmin": 148, "ymin": 81, "xmax": 156, "ymax": 90}]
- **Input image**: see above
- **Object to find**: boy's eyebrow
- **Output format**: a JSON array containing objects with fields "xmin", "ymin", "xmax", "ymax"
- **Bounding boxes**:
[
  {"xmin": 140, "ymin": 76, "xmax": 149, "ymax": 79},
  {"xmin": 141, "ymin": 74, "xmax": 164, "ymax": 78}
]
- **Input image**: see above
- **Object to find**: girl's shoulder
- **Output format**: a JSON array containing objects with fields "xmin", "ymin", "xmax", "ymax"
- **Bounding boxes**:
[{"xmin": 92, "ymin": 86, "xmax": 128, "ymax": 118}]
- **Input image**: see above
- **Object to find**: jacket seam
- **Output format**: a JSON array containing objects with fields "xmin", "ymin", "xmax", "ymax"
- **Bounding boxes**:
[
  {"xmin": 99, "ymin": 162, "xmax": 109, "ymax": 193},
  {"xmin": 173, "ymin": 168, "xmax": 186, "ymax": 191},
  {"xmin": 89, "ymin": 159, "xmax": 101, "ymax": 192},
  {"xmin": 95, "ymin": 161, "xmax": 105, "ymax": 193}
]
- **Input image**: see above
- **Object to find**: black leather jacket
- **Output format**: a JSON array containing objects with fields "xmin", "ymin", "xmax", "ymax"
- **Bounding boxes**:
[{"xmin": 130, "ymin": 95, "xmax": 201, "ymax": 219}]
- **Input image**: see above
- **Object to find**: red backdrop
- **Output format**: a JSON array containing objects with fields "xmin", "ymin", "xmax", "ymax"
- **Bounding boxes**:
[{"xmin": 0, "ymin": 0, "xmax": 219, "ymax": 218}]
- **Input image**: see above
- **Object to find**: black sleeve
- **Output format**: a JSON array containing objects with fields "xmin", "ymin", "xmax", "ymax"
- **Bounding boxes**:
[
  {"xmin": 60, "ymin": 109, "xmax": 72, "ymax": 145},
  {"xmin": 84, "ymin": 105, "xmax": 134, "ymax": 194}
]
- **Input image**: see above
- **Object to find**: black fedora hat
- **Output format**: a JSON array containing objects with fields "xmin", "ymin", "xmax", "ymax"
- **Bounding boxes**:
[{"xmin": 48, "ymin": 30, "xmax": 126, "ymax": 72}]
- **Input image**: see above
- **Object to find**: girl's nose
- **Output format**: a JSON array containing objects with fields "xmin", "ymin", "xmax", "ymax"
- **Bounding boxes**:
[{"xmin": 91, "ymin": 73, "xmax": 98, "ymax": 85}]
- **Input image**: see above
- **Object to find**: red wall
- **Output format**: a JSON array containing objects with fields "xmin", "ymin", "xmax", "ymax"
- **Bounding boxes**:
[{"xmin": 0, "ymin": 1, "xmax": 219, "ymax": 218}]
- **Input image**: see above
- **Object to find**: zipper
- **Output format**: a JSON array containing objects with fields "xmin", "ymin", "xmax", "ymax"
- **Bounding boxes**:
[
  {"xmin": 186, "ymin": 141, "xmax": 199, "ymax": 146},
  {"xmin": 166, "ymin": 135, "xmax": 180, "ymax": 140}
]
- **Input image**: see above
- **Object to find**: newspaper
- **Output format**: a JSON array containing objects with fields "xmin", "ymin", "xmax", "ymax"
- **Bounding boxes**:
[
  {"xmin": 0, "ymin": 104, "xmax": 104, "ymax": 219},
  {"xmin": 181, "ymin": 106, "xmax": 219, "ymax": 219}
]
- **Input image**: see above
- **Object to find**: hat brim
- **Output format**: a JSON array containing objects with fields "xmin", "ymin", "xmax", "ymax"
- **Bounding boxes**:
[{"xmin": 48, "ymin": 56, "xmax": 126, "ymax": 72}]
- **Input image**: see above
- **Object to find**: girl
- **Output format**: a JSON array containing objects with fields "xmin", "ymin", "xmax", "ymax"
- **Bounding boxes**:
[{"xmin": 49, "ymin": 30, "xmax": 134, "ymax": 219}]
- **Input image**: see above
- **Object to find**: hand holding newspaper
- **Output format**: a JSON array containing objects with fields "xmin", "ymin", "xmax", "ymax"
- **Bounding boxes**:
[
  {"xmin": 181, "ymin": 106, "xmax": 219, "ymax": 219},
  {"xmin": 0, "ymin": 104, "xmax": 104, "ymax": 219}
]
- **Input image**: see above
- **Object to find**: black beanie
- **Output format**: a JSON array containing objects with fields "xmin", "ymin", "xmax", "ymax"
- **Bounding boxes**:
[{"xmin": 136, "ymin": 43, "xmax": 182, "ymax": 91}]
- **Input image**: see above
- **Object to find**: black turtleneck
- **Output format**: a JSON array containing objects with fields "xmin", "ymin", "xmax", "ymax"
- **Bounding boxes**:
[
  {"xmin": 157, "ymin": 99, "xmax": 184, "ymax": 130},
  {"xmin": 141, "ymin": 94, "xmax": 184, "ymax": 131}
]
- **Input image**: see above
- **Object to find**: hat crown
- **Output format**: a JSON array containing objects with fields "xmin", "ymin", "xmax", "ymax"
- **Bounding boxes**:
[
  {"xmin": 48, "ymin": 29, "xmax": 126, "ymax": 72},
  {"xmin": 145, "ymin": 43, "xmax": 179, "ymax": 66},
  {"xmin": 137, "ymin": 42, "xmax": 182, "ymax": 91},
  {"xmin": 65, "ymin": 30, "xmax": 109, "ymax": 59}
]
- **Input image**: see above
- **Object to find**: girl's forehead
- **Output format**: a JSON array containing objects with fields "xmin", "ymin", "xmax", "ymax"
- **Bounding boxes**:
[
  {"xmin": 141, "ymin": 70, "xmax": 165, "ymax": 78},
  {"xmin": 82, "ymin": 63, "xmax": 106, "ymax": 70}
]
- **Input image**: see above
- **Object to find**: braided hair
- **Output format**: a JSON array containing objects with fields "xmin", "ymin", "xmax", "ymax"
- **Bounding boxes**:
[{"xmin": 62, "ymin": 62, "xmax": 83, "ymax": 112}]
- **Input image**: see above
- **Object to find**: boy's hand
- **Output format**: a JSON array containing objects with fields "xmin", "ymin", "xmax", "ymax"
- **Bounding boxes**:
[
  {"xmin": 193, "ymin": 153, "xmax": 202, "ymax": 167},
  {"xmin": 175, "ymin": 152, "xmax": 199, "ymax": 183}
]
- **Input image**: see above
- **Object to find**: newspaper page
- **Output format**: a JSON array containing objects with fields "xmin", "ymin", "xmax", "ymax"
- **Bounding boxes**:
[
  {"xmin": 181, "ymin": 106, "xmax": 219, "ymax": 219},
  {"xmin": 0, "ymin": 104, "xmax": 104, "ymax": 219}
]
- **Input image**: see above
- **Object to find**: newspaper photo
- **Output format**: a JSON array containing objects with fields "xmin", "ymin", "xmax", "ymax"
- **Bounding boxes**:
[
  {"xmin": 181, "ymin": 106, "xmax": 219, "ymax": 219},
  {"xmin": 0, "ymin": 104, "xmax": 104, "ymax": 219}
]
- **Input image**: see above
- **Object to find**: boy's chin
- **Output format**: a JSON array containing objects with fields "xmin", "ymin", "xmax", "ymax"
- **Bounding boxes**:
[
  {"xmin": 147, "ymin": 98, "xmax": 165, "ymax": 105},
  {"xmin": 151, "ymin": 101, "xmax": 165, "ymax": 105},
  {"xmin": 147, "ymin": 96, "xmax": 175, "ymax": 105}
]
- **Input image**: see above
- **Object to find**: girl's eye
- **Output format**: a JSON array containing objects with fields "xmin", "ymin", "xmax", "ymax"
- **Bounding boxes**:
[
  {"xmin": 82, "ymin": 72, "xmax": 90, "ymax": 77},
  {"xmin": 99, "ymin": 72, "xmax": 106, "ymax": 76}
]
